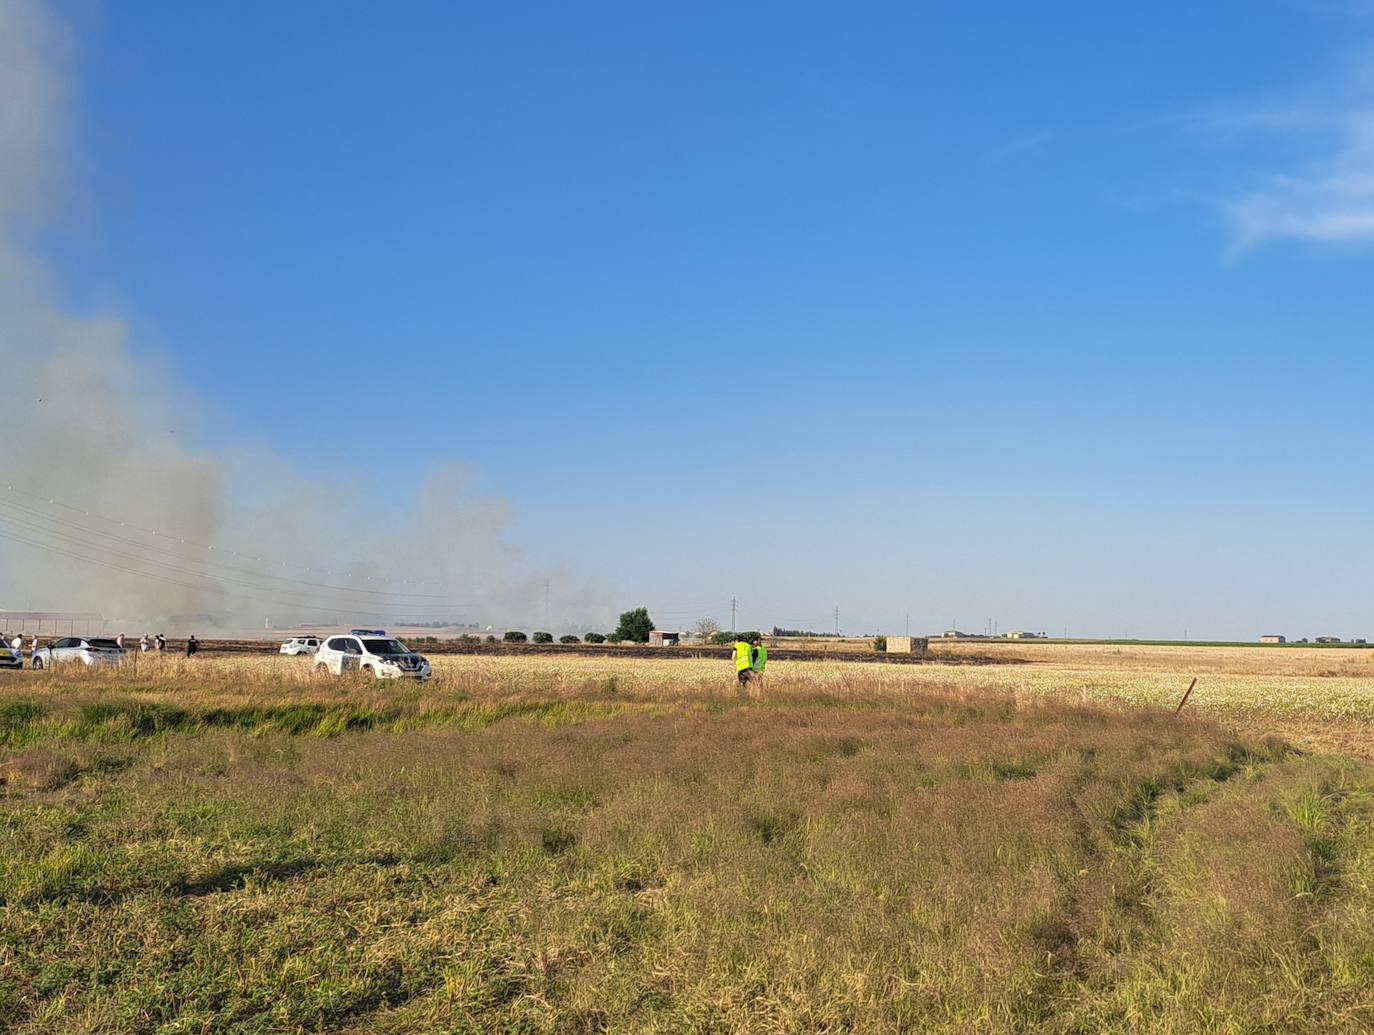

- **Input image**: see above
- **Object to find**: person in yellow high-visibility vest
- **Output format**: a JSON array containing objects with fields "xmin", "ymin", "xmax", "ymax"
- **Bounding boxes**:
[{"xmin": 734, "ymin": 633, "xmax": 763, "ymax": 687}]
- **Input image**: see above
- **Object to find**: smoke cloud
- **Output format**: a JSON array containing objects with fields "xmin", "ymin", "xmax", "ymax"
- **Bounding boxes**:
[{"xmin": 0, "ymin": 0, "xmax": 601, "ymax": 635}]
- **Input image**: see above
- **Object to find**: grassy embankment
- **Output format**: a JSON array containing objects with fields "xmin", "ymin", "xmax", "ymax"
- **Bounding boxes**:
[{"xmin": 3, "ymin": 652, "xmax": 1374, "ymax": 1032}]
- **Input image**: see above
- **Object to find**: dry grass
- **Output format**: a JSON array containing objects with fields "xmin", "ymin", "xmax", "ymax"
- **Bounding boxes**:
[
  {"xmin": 936, "ymin": 639, "xmax": 1374, "ymax": 677},
  {"xmin": 4, "ymin": 653, "xmax": 1374, "ymax": 1031}
]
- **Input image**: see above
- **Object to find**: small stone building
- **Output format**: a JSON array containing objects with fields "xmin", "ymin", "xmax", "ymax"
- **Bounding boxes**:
[
  {"xmin": 648, "ymin": 630, "xmax": 680, "ymax": 647},
  {"xmin": 885, "ymin": 636, "xmax": 928, "ymax": 655}
]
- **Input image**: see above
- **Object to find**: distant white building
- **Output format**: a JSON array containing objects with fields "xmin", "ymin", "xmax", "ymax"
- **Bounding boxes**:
[{"xmin": 1258, "ymin": 634, "xmax": 1286, "ymax": 644}]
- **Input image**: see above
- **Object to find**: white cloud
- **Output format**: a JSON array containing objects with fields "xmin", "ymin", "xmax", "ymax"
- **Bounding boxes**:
[{"xmin": 1211, "ymin": 60, "xmax": 1374, "ymax": 252}]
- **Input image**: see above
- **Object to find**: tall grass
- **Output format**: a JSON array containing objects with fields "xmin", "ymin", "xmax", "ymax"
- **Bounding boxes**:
[{"xmin": 3, "ymin": 656, "xmax": 1374, "ymax": 1031}]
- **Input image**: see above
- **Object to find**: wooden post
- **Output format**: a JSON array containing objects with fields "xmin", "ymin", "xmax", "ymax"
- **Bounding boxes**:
[{"xmin": 1173, "ymin": 677, "xmax": 1198, "ymax": 717}]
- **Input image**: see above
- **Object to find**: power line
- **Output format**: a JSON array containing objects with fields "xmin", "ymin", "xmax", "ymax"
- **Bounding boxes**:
[
  {"xmin": 0, "ymin": 526, "xmax": 451, "ymax": 618},
  {"xmin": 0, "ymin": 496, "xmax": 445, "ymax": 599},
  {"xmin": 2, "ymin": 482, "xmax": 445, "ymax": 589},
  {"xmin": 0, "ymin": 511, "xmax": 473, "ymax": 614}
]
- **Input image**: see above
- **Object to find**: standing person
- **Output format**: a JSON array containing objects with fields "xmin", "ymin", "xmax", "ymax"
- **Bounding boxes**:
[
  {"xmin": 9, "ymin": 632, "xmax": 21, "ymax": 654},
  {"xmin": 155, "ymin": 633, "xmax": 166, "ymax": 652},
  {"xmin": 115, "ymin": 632, "xmax": 125, "ymax": 651},
  {"xmin": 139, "ymin": 633, "xmax": 150, "ymax": 653},
  {"xmin": 28, "ymin": 634, "xmax": 39, "ymax": 662},
  {"xmin": 185, "ymin": 634, "xmax": 199, "ymax": 658},
  {"xmin": 750, "ymin": 634, "xmax": 768, "ymax": 685},
  {"xmin": 733, "ymin": 634, "xmax": 761, "ymax": 688}
]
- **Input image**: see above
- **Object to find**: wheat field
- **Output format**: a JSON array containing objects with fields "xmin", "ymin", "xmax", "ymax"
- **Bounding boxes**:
[{"xmin": 4, "ymin": 646, "xmax": 1374, "ymax": 1032}]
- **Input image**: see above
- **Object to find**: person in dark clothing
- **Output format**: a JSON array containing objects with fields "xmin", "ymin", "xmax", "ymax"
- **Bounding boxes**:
[{"xmin": 185, "ymin": 634, "xmax": 199, "ymax": 657}]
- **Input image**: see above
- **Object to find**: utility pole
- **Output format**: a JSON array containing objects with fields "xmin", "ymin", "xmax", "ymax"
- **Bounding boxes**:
[
  {"xmin": 730, "ymin": 596, "xmax": 737, "ymax": 636},
  {"xmin": 543, "ymin": 578, "xmax": 550, "ymax": 630},
  {"xmin": 834, "ymin": 606, "xmax": 840, "ymax": 638},
  {"xmin": 905, "ymin": 613, "xmax": 909, "ymax": 636}
]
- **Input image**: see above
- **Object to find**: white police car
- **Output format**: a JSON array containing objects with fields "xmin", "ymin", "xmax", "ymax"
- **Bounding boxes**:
[
  {"xmin": 314, "ymin": 629, "xmax": 432, "ymax": 681},
  {"xmin": 279, "ymin": 636, "xmax": 321, "ymax": 656},
  {"xmin": 0, "ymin": 643, "xmax": 22, "ymax": 669}
]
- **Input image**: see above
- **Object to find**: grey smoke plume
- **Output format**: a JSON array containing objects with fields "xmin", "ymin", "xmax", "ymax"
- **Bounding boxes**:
[{"xmin": 0, "ymin": 0, "xmax": 601, "ymax": 634}]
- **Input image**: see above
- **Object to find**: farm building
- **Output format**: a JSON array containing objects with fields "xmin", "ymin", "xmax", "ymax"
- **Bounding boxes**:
[
  {"xmin": 1315, "ymin": 636, "xmax": 1343, "ymax": 644},
  {"xmin": 1005, "ymin": 630, "xmax": 1041, "ymax": 640},
  {"xmin": 1259, "ymin": 634, "xmax": 1286, "ymax": 644},
  {"xmin": 941, "ymin": 630, "xmax": 970, "ymax": 639},
  {"xmin": 648, "ymin": 630, "xmax": 680, "ymax": 647},
  {"xmin": 884, "ymin": 636, "xmax": 928, "ymax": 655},
  {"xmin": 0, "ymin": 609, "xmax": 103, "ymax": 636}
]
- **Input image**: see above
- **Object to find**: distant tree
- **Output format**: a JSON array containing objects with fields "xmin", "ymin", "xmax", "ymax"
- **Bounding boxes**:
[
  {"xmin": 693, "ymin": 618, "xmax": 721, "ymax": 642},
  {"xmin": 559, "ymin": 634, "xmax": 580, "ymax": 644},
  {"xmin": 714, "ymin": 630, "xmax": 761, "ymax": 646},
  {"xmin": 613, "ymin": 607, "xmax": 655, "ymax": 644},
  {"xmin": 872, "ymin": 636, "xmax": 887, "ymax": 652},
  {"xmin": 485, "ymin": 635, "xmax": 497, "ymax": 644},
  {"xmin": 503, "ymin": 630, "xmax": 528, "ymax": 643},
  {"xmin": 532, "ymin": 631, "xmax": 554, "ymax": 643},
  {"xmin": 584, "ymin": 632, "xmax": 606, "ymax": 644},
  {"xmin": 457, "ymin": 634, "xmax": 479, "ymax": 645}
]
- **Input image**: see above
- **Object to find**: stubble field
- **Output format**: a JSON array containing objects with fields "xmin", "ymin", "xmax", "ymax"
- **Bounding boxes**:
[{"xmin": 3, "ymin": 645, "xmax": 1374, "ymax": 1032}]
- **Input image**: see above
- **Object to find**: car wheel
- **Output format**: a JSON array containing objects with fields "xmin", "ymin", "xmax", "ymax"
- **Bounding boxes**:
[{"xmin": 31, "ymin": 656, "xmax": 43, "ymax": 670}]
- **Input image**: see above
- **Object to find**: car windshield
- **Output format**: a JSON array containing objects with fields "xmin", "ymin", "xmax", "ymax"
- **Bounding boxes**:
[
  {"xmin": 87, "ymin": 639, "xmax": 121, "ymax": 649},
  {"xmin": 363, "ymin": 639, "xmax": 408, "ymax": 655}
]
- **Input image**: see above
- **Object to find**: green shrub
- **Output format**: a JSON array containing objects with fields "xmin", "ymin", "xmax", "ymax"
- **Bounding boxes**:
[
  {"xmin": 485, "ymin": 635, "xmax": 497, "ymax": 643},
  {"xmin": 559, "ymin": 635, "xmax": 580, "ymax": 644},
  {"xmin": 584, "ymin": 633, "xmax": 606, "ymax": 644},
  {"xmin": 503, "ymin": 631, "xmax": 528, "ymax": 643},
  {"xmin": 873, "ymin": 636, "xmax": 887, "ymax": 652},
  {"xmin": 532, "ymin": 631, "xmax": 554, "ymax": 644}
]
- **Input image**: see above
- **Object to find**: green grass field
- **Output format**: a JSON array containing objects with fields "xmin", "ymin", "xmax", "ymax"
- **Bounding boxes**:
[{"xmin": 4, "ymin": 653, "xmax": 1374, "ymax": 1032}]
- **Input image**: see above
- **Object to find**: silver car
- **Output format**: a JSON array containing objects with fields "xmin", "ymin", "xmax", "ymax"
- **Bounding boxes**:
[
  {"xmin": 0, "ymin": 643, "xmax": 21, "ymax": 669},
  {"xmin": 31, "ymin": 637, "xmax": 126, "ymax": 669},
  {"xmin": 279, "ymin": 636, "xmax": 321, "ymax": 656}
]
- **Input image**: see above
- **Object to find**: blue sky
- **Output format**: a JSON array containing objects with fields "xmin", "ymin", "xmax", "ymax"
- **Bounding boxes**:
[{"xmin": 30, "ymin": 0, "xmax": 1374, "ymax": 637}]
